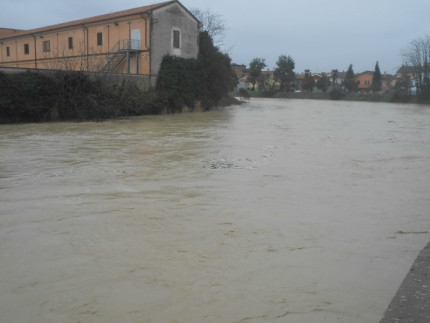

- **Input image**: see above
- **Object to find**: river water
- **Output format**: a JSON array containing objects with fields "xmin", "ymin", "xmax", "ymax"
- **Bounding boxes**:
[{"xmin": 1, "ymin": 98, "xmax": 429, "ymax": 323}]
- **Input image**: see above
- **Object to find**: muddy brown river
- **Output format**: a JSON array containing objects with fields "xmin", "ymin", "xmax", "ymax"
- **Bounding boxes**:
[{"xmin": 1, "ymin": 98, "xmax": 429, "ymax": 322}]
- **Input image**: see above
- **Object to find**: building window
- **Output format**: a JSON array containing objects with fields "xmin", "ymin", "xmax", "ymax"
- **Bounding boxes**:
[
  {"xmin": 173, "ymin": 30, "xmax": 180, "ymax": 49},
  {"xmin": 43, "ymin": 40, "xmax": 50, "ymax": 52},
  {"xmin": 6, "ymin": 46, "xmax": 10, "ymax": 56},
  {"xmin": 68, "ymin": 37, "xmax": 73, "ymax": 49},
  {"xmin": 97, "ymin": 32, "xmax": 103, "ymax": 46},
  {"xmin": 24, "ymin": 43, "xmax": 30, "ymax": 54}
]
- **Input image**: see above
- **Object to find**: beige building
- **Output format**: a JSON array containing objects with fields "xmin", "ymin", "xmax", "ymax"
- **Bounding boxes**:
[
  {"xmin": 355, "ymin": 71, "xmax": 373, "ymax": 91},
  {"xmin": 0, "ymin": 1, "xmax": 199, "ymax": 79}
]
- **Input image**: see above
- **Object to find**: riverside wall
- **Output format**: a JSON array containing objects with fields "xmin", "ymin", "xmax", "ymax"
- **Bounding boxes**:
[{"xmin": 380, "ymin": 242, "xmax": 430, "ymax": 323}]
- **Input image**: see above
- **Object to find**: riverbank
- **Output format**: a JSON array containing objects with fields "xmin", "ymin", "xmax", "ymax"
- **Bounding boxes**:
[
  {"xmin": 0, "ymin": 71, "xmax": 162, "ymax": 123},
  {"xmin": 0, "ymin": 70, "xmax": 239, "ymax": 124},
  {"xmin": 380, "ymin": 242, "xmax": 430, "ymax": 323},
  {"xmin": 278, "ymin": 91, "xmax": 426, "ymax": 104},
  {"xmin": 238, "ymin": 90, "xmax": 429, "ymax": 105}
]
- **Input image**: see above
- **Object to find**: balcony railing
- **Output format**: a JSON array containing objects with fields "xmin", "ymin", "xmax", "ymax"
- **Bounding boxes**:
[{"xmin": 110, "ymin": 39, "xmax": 141, "ymax": 52}]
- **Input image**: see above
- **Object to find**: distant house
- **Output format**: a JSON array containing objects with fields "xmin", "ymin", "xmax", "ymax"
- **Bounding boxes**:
[
  {"xmin": 329, "ymin": 71, "xmax": 346, "ymax": 90},
  {"xmin": 312, "ymin": 74, "xmax": 322, "ymax": 82},
  {"xmin": 232, "ymin": 63, "xmax": 247, "ymax": 79},
  {"xmin": 256, "ymin": 70, "xmax": 280, "ymax": 91},
  {"xmin": 382, "ymin": 73, "xmax": 396, "ymax": 93},
  {"xmin": 295, "ymin": 73, "xmax": 304, "ymax": 91},
  {"xmin": 355, "ymin": 71, "xmax": 373, "ymax": 92},
  {"xmin": 295, "ymin": 72, "xmax": 328, "ymax": 92},
  {"xmin": 0, "ymin": 1, "xmax": 199, "ymax": 84},
  {"xmin": 396, "ymin": 65, "xmax": 418, "ymax": 95},
  {"xmin": 236, "ymin": 77, "xmax": 249, "ymax": 90},
  {"xmin": 313, "ymin": 73, "xmax": 331, "ymax": 92}
]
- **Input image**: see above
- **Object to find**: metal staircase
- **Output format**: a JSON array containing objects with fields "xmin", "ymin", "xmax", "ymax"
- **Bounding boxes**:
[
  {"xmin": 99, "ymin": 39, "xmax": 141, "ymax": 73},
  {"xmin": 100, "ymin": 51, "xmax": 127, "ymax": 73}
]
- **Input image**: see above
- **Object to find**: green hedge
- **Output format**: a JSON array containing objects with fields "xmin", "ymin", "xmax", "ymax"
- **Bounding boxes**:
[{"xmin": 0, "ymin": 71, "xmax": 163, "ymax": 123}]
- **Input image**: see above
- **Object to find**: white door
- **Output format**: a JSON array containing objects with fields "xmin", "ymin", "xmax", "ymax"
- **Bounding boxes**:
[{"xmin": 131, "ymin": 29, "xmax": 141, "ymax": 50}]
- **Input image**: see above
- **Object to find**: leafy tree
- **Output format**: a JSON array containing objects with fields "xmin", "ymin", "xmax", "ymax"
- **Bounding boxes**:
[
  {"xmin": 197, "ymin": 31, "xmax": 237, "ymax": 108},
  {"xmin": 372, "ymin": 61, "xmax": 382, "ymax": 92},
  {"xmin": 248, "ymin": 58, "xmax": 266, "ymax": 90},
  {"xmin": 274, "ymin": 55, "xmax": 295, "ymax": 91},
  {"xmin": 317, "ymin": 75, "xmax": 330, "ymax": 92},
  {"xmin": 331, "ymin": 69, "xmax": 338, "ymax": 88},
  {"xmin": 257, "ymin": 72, "xmax": 276, "ymax": 97},
  {"xmin": 328, "ymin": 69, "xmax": 342, "ymax": 99},
  {"xmin": 302, "ymin": 69, "xmax": 315, "ymax": 92},
  {"xmin": 156, "ymin": 55, "xmax": 202, "ymax": 112},
  {"xmin": 343, "ymin": 64, "xmax": 357, "ymax": 92},
  {"xmin": 157, "ymin": 31, "xmax": 237, "ymax": 111}
]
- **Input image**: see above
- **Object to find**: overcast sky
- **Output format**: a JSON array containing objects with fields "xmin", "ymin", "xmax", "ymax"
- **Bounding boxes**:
[{"xmin": 1, "ymin": 0, "xmax": 429, "ymax": 74}]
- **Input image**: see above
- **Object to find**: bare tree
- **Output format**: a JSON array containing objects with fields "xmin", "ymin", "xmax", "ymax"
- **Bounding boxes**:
[
  {"xmin": 42, "ymin": 41, "xmax": 106, "ymax": 72},
  {"xmin": 190, "ymin": 8, "xmax": 226, "ymax": 46},
  {"xmin": 402, "ymin": 35, "xmax": 430, "ymax": 98}
]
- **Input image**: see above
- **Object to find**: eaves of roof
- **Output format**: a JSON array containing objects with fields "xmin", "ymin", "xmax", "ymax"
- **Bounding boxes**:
[{"xmin": 0, "ymin": 1, "xmax": 177, "ymax": 41}]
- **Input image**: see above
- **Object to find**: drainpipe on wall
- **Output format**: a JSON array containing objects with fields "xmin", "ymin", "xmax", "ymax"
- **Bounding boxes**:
[
  {"xmin": 148, "ymin": 10, "xmax": 153, "ymax": 78},
  {"xmin": 107, "ymin": 25, "xmax": 110, "ymax": 50},
  {"xmin": 83, "ymin": 25, "xmax": 89, "ymax": 71},
  {"xmin": 142, "ymin": 14, "xmax": 149, "ymax": 50},
  {"xmin": 32, "ymin": 35, "xmax": 37, "ymax": 69},
  {"xmin": 128, "ymin": 21, "xmax": 131, "ymax": 41},
  {"xmin": 127, "ymin": 21, "xmax": 132, "ymax": 73},
  {"xmin": 15, "ymin": 40, "xmax": 18, "ymax": 65},
  {"xmin": 126, "ymin": 51, "xmax": 130, "ymax": 74}
]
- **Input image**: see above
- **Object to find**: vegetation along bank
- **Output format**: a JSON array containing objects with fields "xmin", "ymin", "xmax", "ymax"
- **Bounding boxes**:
[{"xmin": 0, "ymin": 31, "xmax": 237, "ymax": 124}]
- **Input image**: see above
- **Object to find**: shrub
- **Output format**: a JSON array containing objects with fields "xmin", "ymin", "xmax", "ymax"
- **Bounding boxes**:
[
  {"xmin": 238, "ymin": 88, "xmax": 250, "ymax": 101},
  {"xmin": 0, "ymin": 71, "xmax": 162, "ymax": 123},
  {"xmin": 0, "ymin": 71, "xmax": 56, "ymax": 122},
  {"xmin": 156, "ymin": 55, "xmax": 202, "ymax": 113},
  {"xmin": 329, "ymin": 88, "xmax": 343, "ymax": 100}
]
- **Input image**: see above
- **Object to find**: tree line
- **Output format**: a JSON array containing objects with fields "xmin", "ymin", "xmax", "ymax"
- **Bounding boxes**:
[
  {"xmin": 243, "ymin": 34, "xmax": 429, "ymax": 102},
  {"xmin": 246, "ymin": 57, "xmax": 383, "ymax": 93}
]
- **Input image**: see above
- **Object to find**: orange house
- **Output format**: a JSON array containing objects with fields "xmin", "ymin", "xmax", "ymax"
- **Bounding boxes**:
[
  {"xmin": 355, "ymin": 71, "xmax": 373, "ymax": 91},
  {"xmin": 0, "ymin": 1, "xmax": 199, "ymax": 80}
]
